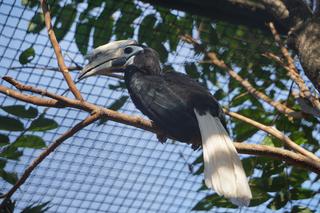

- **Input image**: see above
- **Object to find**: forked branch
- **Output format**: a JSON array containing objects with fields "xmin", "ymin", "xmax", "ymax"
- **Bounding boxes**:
[{"xmin": 181, "ymin": 34, "xmax": 303, "ymax": 120}]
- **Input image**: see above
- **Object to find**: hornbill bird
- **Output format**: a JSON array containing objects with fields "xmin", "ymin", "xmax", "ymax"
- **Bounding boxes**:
[{"xmin": 79, "ymin": 40, "xmax": 252, "ymax": 206}]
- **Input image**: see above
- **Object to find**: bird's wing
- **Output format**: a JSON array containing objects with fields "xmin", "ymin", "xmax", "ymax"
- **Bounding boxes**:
[
  {"xmin": 127, "ymin": 74, "xmax": 200, "ymax": 142},
  {"xmin": 163, "ymin": 71, "xmax": 228, "ymax": 130}
]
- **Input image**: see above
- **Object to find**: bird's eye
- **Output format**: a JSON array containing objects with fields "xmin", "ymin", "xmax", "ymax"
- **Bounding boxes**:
[{"xmin": 124, "ymin": 47, "xmax": 133, "ymax": 54}]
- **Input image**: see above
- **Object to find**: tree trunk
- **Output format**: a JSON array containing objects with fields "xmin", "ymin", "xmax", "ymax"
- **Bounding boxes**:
[{"xmin": 289, "ymin": 17, "xmax": 320, "ymax": 92}]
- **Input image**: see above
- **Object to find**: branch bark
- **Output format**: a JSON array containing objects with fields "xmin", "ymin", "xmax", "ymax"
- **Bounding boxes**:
[
  {"xmin": 40, "ymin": 0, "xmax": 83, "ymax": 101},
  {"xmin": 225, "ymin": 109, "xmax": 320, "ymax": 162},
  {"xmin": 268, "ymin": 22, "xmax": 320, "ymax": 110}
]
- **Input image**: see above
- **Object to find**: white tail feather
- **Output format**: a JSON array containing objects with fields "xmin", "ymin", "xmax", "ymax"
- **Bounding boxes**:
[{"xmin": 194, "ymin": 110, "xmax": 252, "ymax": 207}]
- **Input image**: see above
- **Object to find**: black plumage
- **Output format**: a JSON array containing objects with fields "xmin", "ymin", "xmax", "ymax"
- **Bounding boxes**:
[{"xmin": 124, "ymin": 48, "xmax": 227, "ymax": 148}]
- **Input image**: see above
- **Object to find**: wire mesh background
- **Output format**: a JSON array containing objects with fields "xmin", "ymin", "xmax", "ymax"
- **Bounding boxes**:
[{"xmin": 0, "ymin": 0, "xmax": 319, "ymax": 212}]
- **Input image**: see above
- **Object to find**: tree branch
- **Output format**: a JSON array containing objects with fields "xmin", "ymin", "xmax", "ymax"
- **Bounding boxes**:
[
  {"xmin": 0, "ymin": 112, "xmax": 102, "ymax": 206},
  {"xmin": 1, "ymin": 77, "xmax": 319, "ymax": 174},
  {"xmin": 225, "ymin": 109, "xmax": 320, "ymax": 162},
  {"xmin": 268, "ymin": 22, "xmax": 320, "ymax": 110},
  {"xmin": 40, "ymin": 0, "xmax": 83, "ymax": 101},
  {"xmin": 181, "ymin": 34, "xmax": 303, "ymax": 120}
]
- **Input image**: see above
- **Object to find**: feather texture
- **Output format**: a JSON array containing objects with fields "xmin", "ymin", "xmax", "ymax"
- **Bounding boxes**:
[{"xmin": 194, "ymin": 110, "xmax": 252, "ymax": 207}]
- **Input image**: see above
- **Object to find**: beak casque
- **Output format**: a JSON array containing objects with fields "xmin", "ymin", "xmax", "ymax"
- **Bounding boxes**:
[{"xmin": 78, "ymin": 40, "xmax": 138, "ymax": 80}]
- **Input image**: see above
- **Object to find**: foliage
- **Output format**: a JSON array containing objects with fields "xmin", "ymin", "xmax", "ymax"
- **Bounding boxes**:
[
  {"xmin": 0, "ymin": 105, "xmax": 57, "ymax": 187},
  {"xmin": 0, "ymin": 198, "xmax": 50, "ymax": 213},
  {"xmin": 16, "ymin": 0, "xmax": 320, "ymax": 212}
]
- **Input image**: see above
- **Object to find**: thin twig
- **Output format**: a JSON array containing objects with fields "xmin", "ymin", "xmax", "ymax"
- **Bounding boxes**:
[
  {"xmin": 0, "ymin": 112, "xmax": 102, "ymax": 205},
  {"xmin": 181, "ymin": 34, "xmax": 303, "ymax": 119},
  {"xmin": 10, "ymin": 66, "xmax": 82, "ymax": 72},
  {"xmin": 40, "ymin": 0, "xmax": 83, "ymax": 101},
  {"xmin": 1, "ymin": 78, "xmax": 319, "ymax": 171},
  {"xmin": 268, "ymin": 22, "xmax": 320, "ymax": 110},
  {"xmin": 10, "ymin": 66, "xmax": 124, "ymax": 80}
]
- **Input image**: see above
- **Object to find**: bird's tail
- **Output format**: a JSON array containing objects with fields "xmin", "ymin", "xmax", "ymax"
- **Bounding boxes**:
[{"xmin": 194, "ymin": 110, "xmax": 252, "ymax": 207}]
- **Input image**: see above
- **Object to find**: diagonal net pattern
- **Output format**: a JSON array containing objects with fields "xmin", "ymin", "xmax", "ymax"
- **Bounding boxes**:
[{"xmin": 0, "ymin": 0, "xmax": 319, "ymax": 212}]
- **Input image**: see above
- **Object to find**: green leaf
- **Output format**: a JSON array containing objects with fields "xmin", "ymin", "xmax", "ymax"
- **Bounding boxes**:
[
  {"xmin": 234, "ymin": 120, "xmax": 258, "ymax": 141},
  {"xmin": 262, "ymin": 135, "xmax": 282, "ymax": 147},
  {"xmin": 289, "ymin": 168, "xmax": 308, "ymax": 187},
  {"xmin": 290, "ymin": 205, "xmax": 314, "ymax": 213},
  {"xmin": 21, "ymin": 202, "xmax": 51, "ymax": 213},
  {"xmin": 231, "ymin": 92, "xmax": 249, "ymax": 107},
  {"xmin": 267, "ymin": 190, "xmax": 289, "ymax": 210},
  {"xmin": 0, "ymin": 134, "xmax": 10, "ymax": 146},
  {"xmin": 192, "ymin": 193, "xmax": 237, "ymax": 210},
  {"xmin": 27, "ymin": 12, "xmax": 45, "ymax": 33},
  {"xmin": 290, "ymin": 188, "xmax": 315, "ymax": 200},
  {"xmin": 98, "ymin": 96, "xmax": 128, "ymax": 125},
  {"xmin": 75, "ymin": 19, "xmax": 93, "ymax": 55},
  {"xmin": 0, "ymin": 116, "xmax": 24, "ymax": 131},
  {"xmin": 93, "ymin": 14, "xmax": 114, "ymax": 48},
  {"xmin": 138, "ymin": 14, "xmax": 157, "ymax": 43},
  {"xmin": 29, "ymin": 115, "xmax": 58, "ymax": 131},
  {"xmin": 0, "ymin": 169, "xmax": 18, "ymax": 185},
  {"xmin": 193, "ymin": 164, "xmax": 203, "ymax": 175},
  {"xmin": 21, "ymin": 0, "xmax": 38, "ymax": 8},
  {"xmin": 115, "ymin": 7, "xmax": 141, "ymax": 40},
  {"xmin": 53, "ymin": 4, "xmax": 77, "ymax": 41},
  {"xmin": 0, "ymin": 146, "xmax": 23, "ymax": 160},
  {"xmin": 13, "ymin": 135, "xmax": 46, "ymax": 149},
  {"xmin": 192, "ymin": 154, "xmax": 203, "ymax": 165},
  {"xmin": 1, "ymin": 105, "xmax": 38, "ymax": 119},
  {"xmin": 249, "ymin": 185, "xmax": 271, "ymax": 206},
  {"xmin": 185, "ymin": 63, "xmax": 200, "ymax": 79},
  {"xmin": 0, "ymin": 159, "xmax": 6, "ymax": 169},
  {"xmin": 251, "ymin": 175, "xmax": 286, "ymax": 193},
  {"xmin": 242, "ymin": 157, "xmax": 257, "ymax": 176},
  {"xmin": 19, "ymin": 47, "xmax": 35, "ymax": 65},
  {"xmin": 213, "ymin": 88, "xmax": 226, "ymax": 100},
  {"xmin": 290, "ymin": 131, "xmax": 308, "ymax": 145},
  {"xmin": 109, "ymin": 96, "xmax": 128, "ymax": 111},
  {"xmin": 197, "ymin": 180, "xmax": 208, "ymax": 192}
]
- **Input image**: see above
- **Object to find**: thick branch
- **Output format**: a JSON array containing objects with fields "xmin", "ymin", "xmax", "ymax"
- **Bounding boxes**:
[
  {"xmin": 1, "ymin": 77, "xmax": 319, "ymax": 173},
  {"xmin": 181, "ymin": 35, "xmax": 303, "ymax": 119},
  {"xmin": 0, "ymin": 112, "xmax": 101, "ymax": 205},
  {"xmin": 40, "ymin": 0, "xmax": 83, "ymax": 101}
]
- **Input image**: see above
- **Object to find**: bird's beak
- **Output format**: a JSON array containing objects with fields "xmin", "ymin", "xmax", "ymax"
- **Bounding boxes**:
[{"xmin": 78, "ymin": 40, "xmax": 140, "ymax": 80}]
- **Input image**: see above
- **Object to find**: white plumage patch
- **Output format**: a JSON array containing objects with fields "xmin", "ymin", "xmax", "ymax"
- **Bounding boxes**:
[{"xmin": 194, "ymin": 110, "xmax": 252, "ymax": 207}]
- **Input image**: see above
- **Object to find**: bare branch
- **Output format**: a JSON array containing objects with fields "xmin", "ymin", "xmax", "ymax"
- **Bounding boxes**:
[
  {"xmin": 181, "ymin": 34, "xmax": 303, "ymax": 119},
  {"xmin": 0, "ymin": 85, "xmax": 63, "ymax": 108},
  {"xmin": 40, "ymin": 0, "xmax": 83, "ymax": 101},
  {"xmin": 268, "ymin": 22, "xmax": 320, "ymax": 110},
  {"xmin": 235, "ymin": 143, "xmax": 320, "ymax": 174},
  {"xmin": 225, "ymin": 109, "xmax": 320, "ymax": 162},
  {"xmin": 0, "ymin": 112, "xmax": 102, "ymax": 205}
]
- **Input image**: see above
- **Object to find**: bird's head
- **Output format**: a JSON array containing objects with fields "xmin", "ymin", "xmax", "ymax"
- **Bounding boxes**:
[{"xmin": 78, "ymin": 40, "xmax": 161, "ymax": 80}]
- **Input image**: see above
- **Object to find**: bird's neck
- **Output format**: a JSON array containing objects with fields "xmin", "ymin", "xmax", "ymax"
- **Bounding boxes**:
[{"xmin": 124, "ymin": 66, "xmax": 143, "ymax": 88}]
